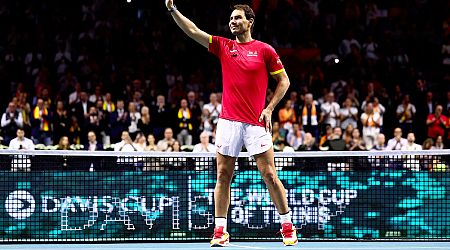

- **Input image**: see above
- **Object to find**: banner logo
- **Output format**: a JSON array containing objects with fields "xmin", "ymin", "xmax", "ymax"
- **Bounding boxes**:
[{"xmin": 5, "ymin": 190, "xmax": 36, "ymax": 220}]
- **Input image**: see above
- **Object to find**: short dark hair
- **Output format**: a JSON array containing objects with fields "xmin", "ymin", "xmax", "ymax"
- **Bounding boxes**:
[{"xmin": 233, "ymin": 4, "xmax": 255, "ymax": 32}]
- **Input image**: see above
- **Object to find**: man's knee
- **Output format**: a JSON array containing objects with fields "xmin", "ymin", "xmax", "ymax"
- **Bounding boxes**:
[{"xmin": 262, "ymin": 171, "xmax": 278, "ymax": 186}]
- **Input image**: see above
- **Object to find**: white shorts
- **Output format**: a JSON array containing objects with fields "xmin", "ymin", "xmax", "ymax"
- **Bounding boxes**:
[{"xmin": 215, "ymin": 118, "xmax": 273, "ymax": 157}]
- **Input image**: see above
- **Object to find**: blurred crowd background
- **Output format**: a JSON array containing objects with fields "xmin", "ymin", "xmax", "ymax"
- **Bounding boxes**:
[{"xmin": 0, "ymin": 0, "xmax": 449, "ymax": 152}]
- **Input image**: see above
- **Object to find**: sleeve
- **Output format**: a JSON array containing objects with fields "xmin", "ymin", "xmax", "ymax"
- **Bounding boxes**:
[
  {"xmin": 264, "ymin": 45, "xmax": 284, "ymax": 75},
  {"xmin": 208, "ymin": 36, "xmax": 223, "ymax": 58}
]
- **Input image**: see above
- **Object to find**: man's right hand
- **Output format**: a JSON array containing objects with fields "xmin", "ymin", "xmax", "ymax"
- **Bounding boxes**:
[{"xmin": 165, "ymin": 0, "xmax": 174, "ymax": 10}]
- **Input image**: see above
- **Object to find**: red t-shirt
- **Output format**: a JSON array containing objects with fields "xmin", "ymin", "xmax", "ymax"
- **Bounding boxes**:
[
  {"xmin": 208, "ymin": 36, "xmax": 284, "ymax": 126},
  {"xmin": 427, "ymin": 114, "xmax": 447, "ymax": 139}
]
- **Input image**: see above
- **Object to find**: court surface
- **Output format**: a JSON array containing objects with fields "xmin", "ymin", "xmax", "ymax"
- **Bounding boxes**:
[{"xmin": 1, "ymin": 241, "xmax": 449, "ymax": 250}]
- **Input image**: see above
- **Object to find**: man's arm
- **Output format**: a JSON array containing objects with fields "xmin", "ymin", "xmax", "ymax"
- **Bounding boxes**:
[
  {"xmin": 166, "ymin": 0, "xmax": 210, "ymax": 49},
  {"xmin": 259, "ymin": 70, "xmax": 290, "ymax": 132}
]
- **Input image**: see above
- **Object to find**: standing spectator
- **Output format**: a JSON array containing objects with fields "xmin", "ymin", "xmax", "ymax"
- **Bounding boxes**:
[
  {"xmin": 278, "ymin": 100, "xmax": 297, "ymax": 131},
  {"xmin": 68, "ymin": 82, "xmax": 82, "ymax": 107},
  {"xmin": 9, "ymin": 128, "xmax": 34, "ymax": 172},
  {"xmin": 110, "ymin": 100, "xmax": 131, "ymax": 143},
  {"xmin": 386, "ymin": 128, "xmax": 408, "ymax": 150},
  {"xmin": 320, "ymin": 92, "xmax": 340, "ymax": 130},
  {"xmin": 85, "ymin": 131, "xmax": 103, "ymax": 151},
  {"xmin": 31, "ymin": 98, "xmax": 52, "ymax": 145},
  {"xmin": 52, "ymin": 100, "xmax": 70, "ymax": 144},
  {"xmin": 426, "ymin": 105, "xmax": 447, "ymax": 140},
  {"xmin": 89, "ymin": 85, "xmax": 105, "ymax": 103},
  {"xmin": 272, "ymin": 121, "xmax": 287, "ymax": 151},
  {"xmin": 68, "ymin": 116, "xmax": 82, "ymax": 145},
  {"xmin": 152, "ymin": 95, "xmax": 172, "ymax": 140},
  {"xmin": 137, "ymin": 106, "xmax": 153, "ymax": 138},
  {"xmin": 102, "ymin": 92, "xmax": 116, "ymax": 113},
  {"xmin": 203, "ymin": 93, "xmax": 222, "ymax": 126},
  {"xmin": 360, "ymin": 102, "xmax": 381, "ymax": 148},
  {"xmin": 176, "ymin": 99, "xmax": 194, "ymax": 146},
  {"xmin": 128, "ymin": 102, "xmax": 141, "ymax": 140},
  {"xmin": 396, "ymin": 95, "xmax": 416, "ymax": 133},
  {"xmin": 1, "ymin": 102, "xmax": 23, "ymax": 145},
  {"xmin": 300, "ymin": 93, "xmax": 320, "ymax": 140},
  {"xmin": 85, "ymin": 106, "xmax": 103, "ymax": 140},
  {"xmin": 339, "ymin": 97, "xmax": 358, "ymax": 130}
]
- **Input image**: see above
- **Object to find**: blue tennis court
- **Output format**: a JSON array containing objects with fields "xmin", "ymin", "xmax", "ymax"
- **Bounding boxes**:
[{"xmin": 1, "ymin": 242, "xmax": 449, "ymax": 250}]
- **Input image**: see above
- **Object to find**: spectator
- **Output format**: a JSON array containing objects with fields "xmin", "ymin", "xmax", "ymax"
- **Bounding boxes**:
[
  {"xmin": 272, "ymin": 121, "xmax": 287, "ymax": 151},
  {"xmin": 422, "ymin": 138, "xmax": 434, "ymax": 150},
  {"xmin": 31, "ymin": 98, "xmax": 52, "ymax": 145},
  {"xmin": 152, "ymin": 95, "xmax": 172, "ymax": 140},
  {"xmin": 426, "ymin": 105, "xmax": 447, "ymax": 140},
  {"xmin": 74, "ymin": 91, "xmax": 94, "ymax": 140},
  {"xmin": 193, "ymin": 131, "xmax": 215, "ymax": 170},
  {"xmin": 9, "ymin": 128, "xmax": 34, "ymax": 172},
  {"xmin": 89, "ymin": 85, "xmax": 104, "ymax": 103},
  {"xmin": 339, "ymin": 97, "xmax": 358, "ymax": 130},
  {"xmin": 176, "ymin": 99, "xmax": 194, "ymax": 146},
  {"xmin": 203, "ymin": 93, "xmax": 222, "ymax": 126},
  {"xmin": 110, "ymin": 100, "xmax": 131, "ymax": 143},
  {"xmin": 278, "ymin": 99, "xmax": 297, "ymax": 131},
  {"xmin": 320, "ymin": 92, "xmax": 340, "ymax": 130},
  {"xmin": 1, "ymin": 102, "xmax": 23, "ymax": 145},
  {"xmin": 372, "ymin": 133, "xmax": 386, "ymax": 151},
  {"xmin": 347, "ymin": 128, "xmax": 366, "ymax": 151},
  {"xmin": 114, "ymin": 131, "xmax": 136, "ymax": 152},
  {"xmin": 401, "ymin": 133, "xmax": 422, "ymax": 151},
  {"xmin": 52, "ymin": 100, "xmax": 70, "ymax": 144},
  {"xmin": 199, "ymin": 107, "xmax": 214, "ymax": 138},
  {"xmin": 145, "ymin": 134, "xmax": 158, "ymax": 151},
  {"xmin": 360, "ymin": 102, "xmax": 381, "ymax": 147},
  {"xmin": 156, "ymin": 128, "xmax": 176, "ymax": 152},
  {"xmin": 297, "ymin": 133, "xmax": 319, "ymax": 151},
  {"xmin": 300, "ymin": 93, "xmax": 320, "ymax": 140},
  {"xmin": 56, "ymin": 136, "xmax": 71, "ymax": 150},
  {"xmin": 133, "ymin": 132, "xmax": 147, "ymax": 151},
  {"xmin": 396, "ymin": 94, "xmax": 416, "ymax": 133},
  {"xmin": 137, "ymin": 106, "xmax": 153, "ymax": 138},
  {"xmin": 102, "ymin": 92, "xmax": 115, "ymax": 113},
  {"xmin": 322, "ymin": 127, "xmax": 346, "ymax": 151},
  {"xmin": 85, "ymin": 131, "xmax": 103, "ymax": 151},
  {"xmin": 386, "ymin": 128, "xmax": 408, "ymax": 150},
  {"xmin": 432, "ymin": 135, "xmax": 445, "ymax": 149},
  {"xmin": 286, "ymin": 123, "xmax": 305, "ymax": 151},
  {"xmin": 128, "ymin": 102, "xmax": 141, "ymax": 140}
]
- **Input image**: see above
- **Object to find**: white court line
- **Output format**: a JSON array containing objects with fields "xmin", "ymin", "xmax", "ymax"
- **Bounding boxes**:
[
  {"xmin": 288, "ymin": 248, "xmax": 450, "ymax": 250},
  {"xmin": 228, "ymin": 244, "xmax": 266, "ymax": 249}
]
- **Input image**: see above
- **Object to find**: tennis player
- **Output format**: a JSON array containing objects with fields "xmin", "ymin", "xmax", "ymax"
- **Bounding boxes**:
[{"xmin": 165, "ymin": 1, "xmax": 297, "ymax": 247}]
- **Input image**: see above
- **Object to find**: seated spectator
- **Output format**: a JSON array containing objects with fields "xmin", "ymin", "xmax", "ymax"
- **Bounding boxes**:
[
  {"xmin": 342, "ymin": 124, "xmax": 355, "ymax": 146},
  {"xmin": 297, "ymin": 133, "xmax": 319, "ymax": 151},
  {"xmin": 9, "ymin": 128, "xmax": 34, "ymax": 172},
  {"xmin": 156, "ymin": 128, "xmax": 176, "ymax": 152},
  {"xmin": 272, "ymin": 121, "xmax": 287, "ymax": 151},
  {"xmin": 85, "ymin": 131, "xmax": 103, "ymax": 151},
  {"xmin": 133, "ymin": 132, "xmax": 147, "ymax": 151},
  {"xmin": 426, "ymin": 105, "xmax": 447, "ymax": 140},
  {"xmin": 1, "ymin": 101, "xmax": 24, "ymax": 145},
  {"xmin": 322, "ymin": 127, "xmax": 346, "ymax": 151},
  {"xmin": 372, "ymin": 133, "xmax": 386, "ymax": 150},
  {"xmin": 286, "ymin": 123, "xmax": 305, "ymax": 150},
  {"xmin": 319, "ymin": 125, "xmax": 333, "ymax": 147},
  {"xmin": 145, "ymin": 134, "xmax": 158, "ymax": 151},
  {"xmin": 347, "ymin": 128, "xmax": 366, "ymax": 151},
  {"xmin": 386, "ymin": 128, "xmax": 408, "ymax": 150},
  {"xmin": 401, "ymin": 133, "xmax": 422, "ymax": 151},
  {"xmin": 114, "ymin": 131, "xmax": 137, "ymax": 169},
  {"xmin": 193, "ymin": 131, "xmax": 215, "ymax": 170},
  {"xmin": 56, "ymin": 136, "xmax": 71, "ymax": 150},
  {"xmin": 432, "ymin": 135, "xmax": 445, "ymax": 149}
]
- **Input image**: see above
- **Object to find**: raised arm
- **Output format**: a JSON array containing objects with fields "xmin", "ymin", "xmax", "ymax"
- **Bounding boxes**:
[{"xmin": 165, "ymin": 0, "xmax": 211, "ymax": 49}]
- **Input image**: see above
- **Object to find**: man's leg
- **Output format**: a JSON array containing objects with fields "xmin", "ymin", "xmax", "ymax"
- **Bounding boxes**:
[
  {"xmin": 211, "ymin": 152, "xmax": 235, "ymax": 247},
  {"xmin": 254, "ymin": 148, "xmax": 298, "ymax": 246}
]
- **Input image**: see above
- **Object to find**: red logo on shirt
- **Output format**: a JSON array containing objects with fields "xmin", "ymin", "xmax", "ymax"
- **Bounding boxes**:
[{"xmin": 261, "ymin": 144, "xmax": 267, "ymax": 147}]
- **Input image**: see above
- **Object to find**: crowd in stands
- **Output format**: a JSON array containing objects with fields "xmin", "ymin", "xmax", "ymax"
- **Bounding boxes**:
[{"xmin": 0, "ymin": 0, "xmax": 450, "ymax": 153}]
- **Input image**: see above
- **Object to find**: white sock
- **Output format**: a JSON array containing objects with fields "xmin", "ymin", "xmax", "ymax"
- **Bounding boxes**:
[
  {"xmin": 279, "ymin": 211, "xmax": 292, "ymax": 224},
  {"xmin": 215, "ymin": 217, "xmax": 227, "ymax": 232}
]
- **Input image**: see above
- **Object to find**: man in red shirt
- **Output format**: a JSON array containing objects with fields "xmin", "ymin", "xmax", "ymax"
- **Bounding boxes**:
[{"xmin": 166, "ymin": 0, "xmax": 297, "ymax": 247}]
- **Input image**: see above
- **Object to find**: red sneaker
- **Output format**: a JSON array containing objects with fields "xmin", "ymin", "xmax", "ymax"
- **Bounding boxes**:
[
  {"xmin": 280, "ymin": 223, "xmax": 298, "ymax": 246},
  {"xmin": 210, "ymin": 226, "xmax": 230, "ymax": 247}
]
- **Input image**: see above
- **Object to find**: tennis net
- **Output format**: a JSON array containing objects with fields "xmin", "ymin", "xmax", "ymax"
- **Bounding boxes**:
[{"xmin": 0, "ymin": 150, "xmax": 449, "ymax": 242}]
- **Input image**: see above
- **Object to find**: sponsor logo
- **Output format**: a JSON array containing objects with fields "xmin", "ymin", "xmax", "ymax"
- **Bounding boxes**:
[
  {"xmin": 247, "ymin": 51, "xmax": 258, "ymax": 57},
  {"xmin": 5, "ymin": 190, "xmax": 36, "ymax": 219}
]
